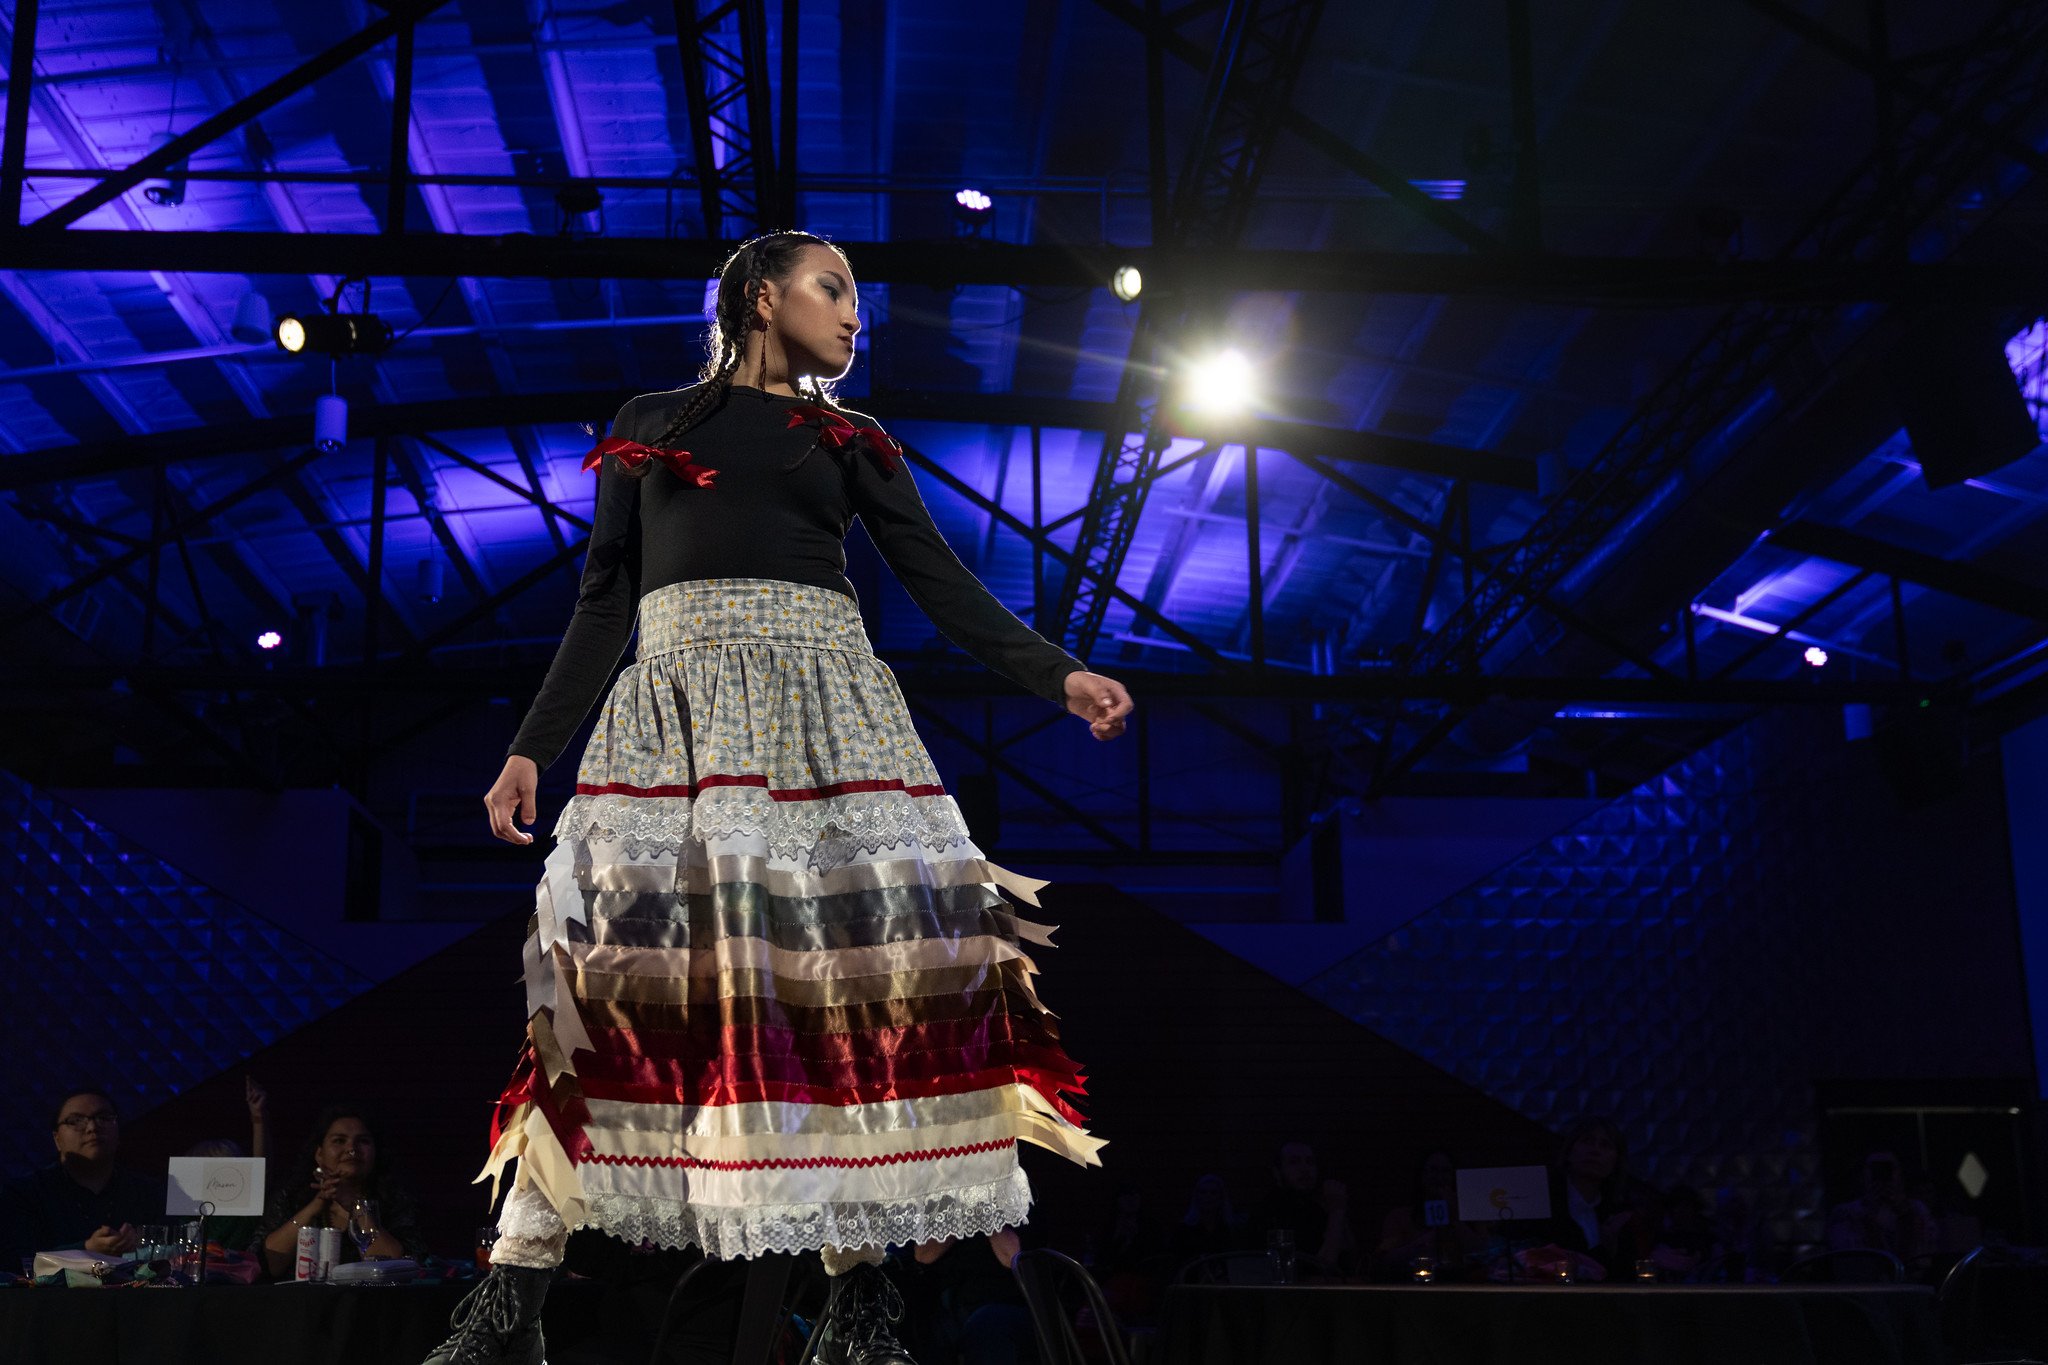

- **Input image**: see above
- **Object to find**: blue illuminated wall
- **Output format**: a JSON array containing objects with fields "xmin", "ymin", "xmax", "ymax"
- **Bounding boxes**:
[
  {"xmin": 0, "ymin": 771, "xmax": 371, "ymax": 1177},
  {"xmin": 1303, "ymin": 710, "xmax": 2030, "ymax": 1242}
]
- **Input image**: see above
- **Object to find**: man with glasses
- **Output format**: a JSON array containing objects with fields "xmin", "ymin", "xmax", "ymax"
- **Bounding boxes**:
[{"xmin": 0, "ymin": 1089, "xmax": 163, "ymax": 1265}]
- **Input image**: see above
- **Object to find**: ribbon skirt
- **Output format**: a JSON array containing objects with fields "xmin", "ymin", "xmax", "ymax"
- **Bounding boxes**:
[{"xmin": 479, "ymin": 578, "xmax": 1103, "ymax": 1259}]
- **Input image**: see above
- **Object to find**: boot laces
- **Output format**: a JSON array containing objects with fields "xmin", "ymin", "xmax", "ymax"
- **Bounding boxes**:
[
  {"xmin": 842, "ymin": 1264, "xmax": 908, "ymax": 1350},
  {"xmin": 444, "ymin": 1269, "xmax": 528, "ymax": 1360}
]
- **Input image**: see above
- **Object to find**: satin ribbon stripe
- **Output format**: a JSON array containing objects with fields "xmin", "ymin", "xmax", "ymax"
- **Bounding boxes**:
[
  {"xmin": 575, "ymin": 1011, "xmax": 1071, "ymax": 1076},
  {"xmin": 576, "ymin": 774, "xmax": 948, "ymax": 801},
  {"xmin": 570, "ymin": 962, "xmax": 1053, "ymax": 1021},
  {"xmin": 582, "ymin": 1137, "xmax": 1017, "ymax": 1172},
  {"xmin": 575, "ymin": 1063, "xmax": 1089, "ymax": 1127}
]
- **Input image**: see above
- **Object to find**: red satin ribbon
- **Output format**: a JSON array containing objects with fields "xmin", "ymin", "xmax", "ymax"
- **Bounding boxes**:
[
  {"xmin": 786, "ymin": 403, "xmax": 904, "ymax": 473},
  {"xmin": 582, "ymin": 436, "xmax": 720, "ymax": 487}
]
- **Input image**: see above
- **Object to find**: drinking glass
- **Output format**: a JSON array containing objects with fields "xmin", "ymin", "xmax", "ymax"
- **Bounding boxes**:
[
  {"xmin": 135, "ymin": 1225, "xmax": 168, "ymax": 1262},
  {"xmin": 475, "ymin": 1226, "xmax": 499, "ymax": 1272},
  {"xmin": 1411, "ymin": 1253, "xmax": 1437, "ymax": 1284},
  {"xmin": 1264, "ymin": 1228, "xmax": 1296, "ymax": 1285},
  {"xmin": 348, "ymin": 1200, "xmax": 380, "ymax": 1260}
]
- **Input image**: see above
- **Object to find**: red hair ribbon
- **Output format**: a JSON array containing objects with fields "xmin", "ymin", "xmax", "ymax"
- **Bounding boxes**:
[
  {"xmin": 786, "ymin": 403, "xmax": 903, "ymax": 473},
  {"xmin": 582, "ymin": 437, "xmax": 719, "ymax": 488}
]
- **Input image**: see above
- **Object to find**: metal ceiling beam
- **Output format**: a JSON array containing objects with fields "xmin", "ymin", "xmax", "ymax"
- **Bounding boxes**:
[
  {"xmin": 24, "ymin": 0, "xmax": 456, "ymax": 231},
  {"xmin": 1091, "ymin": 0, "xmax": 1500, "ymax": 252},
  {"xmin": 1738, "ymin": 0, "xmax": 2048, "ymax": 175},
  {"xmin": 19, "ymin": 231, "xmax": 2048, "ymax": 302},
  {"xmin": 1407, "ymin": 0, "xmax": 2048, "ymax": 684},
  {"xmin": 1047, "ymin": 0, "xmax": 1329, "ymax": 661},
  {"xmin": 1766, "ymin": 518, "xmax": 2048, "ymax": 625},
  {"xmin": 669, "ymin": 0, "xmax": 778, "ymax": 236},
  {"xmin": 0, "ymin": 0, "xmax": 34, "ymax": 228},
  {"xmin": 0, "ymin": 388, "xmax": 1531, "ymax": 491},
  {"xmin": 15, "ymin": 662, "xmax": 1934, "ymax": 706}
]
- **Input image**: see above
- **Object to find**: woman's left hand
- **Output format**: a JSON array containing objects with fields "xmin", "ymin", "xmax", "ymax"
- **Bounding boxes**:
[{"xmin": 1063, "ymin": 670, "xmax": 1133, "ymax": 741}]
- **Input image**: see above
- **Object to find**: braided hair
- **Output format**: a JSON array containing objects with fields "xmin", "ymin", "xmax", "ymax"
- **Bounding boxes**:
[{"xmin": 627, "ymin": 230, "xmax": 865, "ymax": 476}]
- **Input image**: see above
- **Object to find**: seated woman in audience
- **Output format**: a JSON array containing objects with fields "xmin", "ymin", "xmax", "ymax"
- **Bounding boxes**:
[
  {"xmin": 1373, "ymin": 1149, "xmax": 1490, "ymax": 1279},
  {"xmin": 1540, "ymin": 1116, "xmax": 1636, "ymax": 1276},
  {"xmin": 254, "ymin": 1104, "xmax": 426, "ymax": 1278}
]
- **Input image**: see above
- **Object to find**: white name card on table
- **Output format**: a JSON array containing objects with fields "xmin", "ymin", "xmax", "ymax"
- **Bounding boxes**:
[
  {"xmin": 167, "ymin": 1157, "xmax": 266, "ymax": 1217},
  {"xmin": 1454, "ymin": 1165, "xmax": 1552, "ymax": 1223}
]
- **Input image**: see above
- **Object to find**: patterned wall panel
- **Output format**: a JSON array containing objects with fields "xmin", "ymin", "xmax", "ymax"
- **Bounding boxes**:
[
  {"xmin": 1303, "ymin": 710, "xmax": 2029, "ymax": 1243},
  {"xmin": 0, "ymin": 771, "xmax": 371, "ymax": 1176}
]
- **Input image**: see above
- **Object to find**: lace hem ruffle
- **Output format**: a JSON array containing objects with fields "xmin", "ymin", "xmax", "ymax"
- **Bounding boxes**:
[
  {"xmin": 578, "ymin": 1167, "xmax": 1033, "ymax": 1259},
  {"xmin": 553, "ymin": 788, "xmax": 973, "ymax": 868}
]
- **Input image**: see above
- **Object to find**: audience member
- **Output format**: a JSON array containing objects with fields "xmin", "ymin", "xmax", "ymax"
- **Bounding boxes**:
[
  {"xmin": 1542, "ymin": 1116, "xmax": 1635, "ymax": 1274},
  {"xmin": 1169, "ymin": 1173, "xmax": 1251, "ymax": 1266},
  {"xmin": 1257, "ymin": 1140, "xmax": 1360, "ymax": 1280},
  {"xmin": 1644, "ymin": 1183, "xmax": 1715, "ymax": 1278},
  {"xmin": 1373, "ymin": 1149, "xmax": 1489, "ymax": 1279},
  {"xmin": 1086, "ymin": 1180, "xmax": 1166, "ymax": 1277},
  {"xmin": 1826, "ymin": 1149, "xmax": 1937, "ymax": 1265},
  {"xmin": 904, "ymin": 1229, "xmax": 1037, "ymax": 1365},
  {"xmin": 0, "ymin": 1089, "xmax": 162, "ymax": 1264},
  {"xmin": 253, "ymin": 1104, "xmax": 425, "ymax": 1277}
]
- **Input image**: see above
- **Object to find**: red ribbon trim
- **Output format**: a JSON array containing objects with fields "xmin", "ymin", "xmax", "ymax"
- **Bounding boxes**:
[
  {"xmin": 583, "ymin": 437, "xmax": 720, "ymax": 488},
  {"xmin": 575, "ymin": 773, "xmax": 948, "ymax": 801},
  {"xmin": 581, "ymin": 1137, "xmax": 1017, "ymax": 1173},
  {"xmin": 786, "ymin": 403, "xmax": 904, "ymax": 473}
]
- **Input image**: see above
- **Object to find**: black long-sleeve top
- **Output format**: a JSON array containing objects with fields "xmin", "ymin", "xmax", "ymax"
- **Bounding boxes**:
[{"xmin": 507, "ymin": 383, "xmax": 1087, "ymax": 772}]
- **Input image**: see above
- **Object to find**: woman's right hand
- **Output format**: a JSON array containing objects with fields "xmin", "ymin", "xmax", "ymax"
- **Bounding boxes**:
[{"xmin": 485, "ymin": 755, "xmax": 540, "ymax": 845}]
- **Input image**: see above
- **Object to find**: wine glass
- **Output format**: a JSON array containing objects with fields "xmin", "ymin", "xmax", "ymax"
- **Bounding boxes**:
[{"xmin": 347, "ymin": 1199, "xmax": 380, "ymax": 1261}]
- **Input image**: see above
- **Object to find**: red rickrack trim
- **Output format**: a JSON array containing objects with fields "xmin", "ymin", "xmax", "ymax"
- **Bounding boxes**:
[
  {"xmin": 576, "ymin": 774, "xmax": 948, "ymax": 801},
  {"xmin": 579, "ymin": 1137, "xmax": 1016, "ymax": 1172}
]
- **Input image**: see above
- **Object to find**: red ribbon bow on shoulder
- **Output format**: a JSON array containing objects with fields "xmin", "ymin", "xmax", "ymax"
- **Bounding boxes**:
[
  {"xmin": 582, "ymin": 437, "xmax": 719, "ymax": 488},
  {"xmin": 786, "ymin": 403, "xmax": 904, "ymax": 473}
]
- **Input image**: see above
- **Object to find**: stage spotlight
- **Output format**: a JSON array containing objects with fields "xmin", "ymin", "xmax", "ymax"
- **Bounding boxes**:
[
  {"xmin": 416, "ymin": 557, "xmax": 445, "ymax": 604},
  {"xmin": 231, "ymin": 292, "xmax": 273, "ymax": 345},
  {"xmin": 314, "ymin": 393, "xmax": 348, "ymax": 452},
  {"xmin": 1111, "ymin": 265, "xmax": 1143, "ymax": 302},
  {"xmin": 1804, "ymin": 645, "xmax": 1829, "ymax": 667},
  {"xmin": 275, "ymin": 312, "xmax": 394, "ymax": 356},
  {"xmin": 142, "ymin": 131, "xmax": 187, "ymax": 207},
  {"xmin": 256, "ymin": 630, "xmax": 283, "ymax": 651},
  {"xmin": 953, "ymin": 188, "xmax": 994, "ymax": 235},
  {"xmin": 1184, "ymin": 348, "xmax": 1257, "ymax": 414}
]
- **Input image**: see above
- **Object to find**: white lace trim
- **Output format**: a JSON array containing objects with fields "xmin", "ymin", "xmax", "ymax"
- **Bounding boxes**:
[
  {"xmin": 492, "ymin": 1183, "xmax": 570, "ymax": 1268},
  {"xmin": 553, "ymin": 789, "xmax": 973, "ymax": 868},
  {"xmin": 578, "ymin": 1168, "xmax": 1032, "ymax": 1260}
]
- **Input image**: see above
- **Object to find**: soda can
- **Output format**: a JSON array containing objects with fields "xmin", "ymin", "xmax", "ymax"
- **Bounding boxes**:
[
  {"xmin": 317, "ymin": 1227, "xmax": 342, "ymax": 1280},
  {"xmin": 294, "ymin": 1224, "xmax": 318, "ymax": 1281}
]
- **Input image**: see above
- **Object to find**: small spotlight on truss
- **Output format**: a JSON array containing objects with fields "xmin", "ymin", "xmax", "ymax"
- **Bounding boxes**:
[
  {"xmin": 1184, "ymin": 348, "xmax": 1257, "ymax": 415},
  {"xmin": 953, "ymin": 187, "xmax": 994, "ymax": 236},
  {"xmin": 275, "ymin": 312, "xmax": 393, "ymax": 356},
  {"xmin": 256, "ymin": 630, "xmax": 283, "ymax": 651},
  {"xmin": 142, "ymin": 131, "xmax": 187, "ymax": 207},
  {"xmin": 314, "ymin": 394, "xmax": 348, "ymax": 452},
  {"xmin": 1804, "ymin": 645, "xmax": 1829, "ymax": 667},
  {"xmin": 1110, "ymin": 265, "xmax": 1143, "ymax": 302}
]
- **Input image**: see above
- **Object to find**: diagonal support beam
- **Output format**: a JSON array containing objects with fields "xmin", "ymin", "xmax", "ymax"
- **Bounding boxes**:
[
  {"xmin": 28, "ymin": 0, "xmax": 456, "ymax": 230},
  {"xmin": 1767, "ymin": 518, "xmax": 2048, "ymax": 625}
]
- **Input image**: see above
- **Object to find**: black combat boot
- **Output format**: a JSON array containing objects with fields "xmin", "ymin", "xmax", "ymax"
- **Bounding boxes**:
[
  {"xmin": 813, "ymin": 1259, "xmax": 918, "ymax": 1365},
  {"xmin": 420, "ymin": 1262, "xmax": 551, "ymax": 1365}
]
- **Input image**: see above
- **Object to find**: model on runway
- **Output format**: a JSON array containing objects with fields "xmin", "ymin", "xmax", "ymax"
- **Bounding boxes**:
[{"xmin": 423, "ymin": 230, "xmax": 1134, "ymax": 1365}]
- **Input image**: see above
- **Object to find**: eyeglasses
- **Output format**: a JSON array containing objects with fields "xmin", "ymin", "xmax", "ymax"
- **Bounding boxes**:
[{"xmin": 58, "ymin": 1114, "xmax": 119, "ymax": 1131}]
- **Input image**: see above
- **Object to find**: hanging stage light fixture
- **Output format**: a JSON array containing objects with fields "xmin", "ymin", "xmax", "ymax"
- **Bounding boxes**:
[{"xmin": 274, "ymin": 312, "xmax": 394, "ymax": 356}]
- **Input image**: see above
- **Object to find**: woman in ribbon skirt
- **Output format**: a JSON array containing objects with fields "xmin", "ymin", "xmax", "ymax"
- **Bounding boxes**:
[{"xmin": 423, "ymin": 230, "xmax": 1132, "ymax": 1365}]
